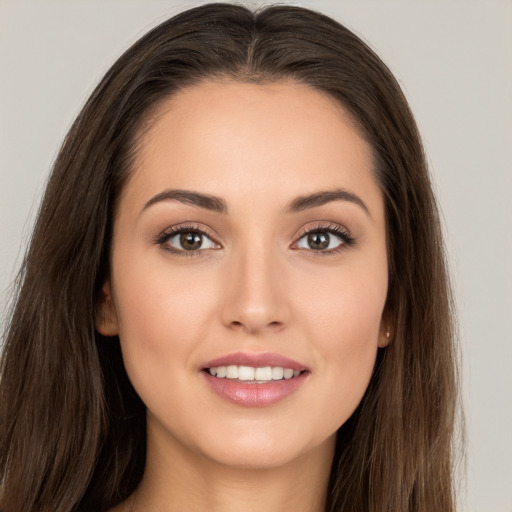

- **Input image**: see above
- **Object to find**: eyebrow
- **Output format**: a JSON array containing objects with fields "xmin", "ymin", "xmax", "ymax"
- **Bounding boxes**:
[
  {"xmin": 142, "ymin": 189, "xmax": 228, "ymax": 214},
  {"xmin": 285, "ymin": 188, "xmax": 370, "ymax": 216},
  {"xmin": 141, "ymin": 187, "xmax": 370, "ymax": 217}
]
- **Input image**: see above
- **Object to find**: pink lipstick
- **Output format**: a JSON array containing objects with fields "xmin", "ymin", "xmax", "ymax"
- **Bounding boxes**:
[{"xmin": 201, "ymin": 352, "xmax": 309, "ymax": 407}]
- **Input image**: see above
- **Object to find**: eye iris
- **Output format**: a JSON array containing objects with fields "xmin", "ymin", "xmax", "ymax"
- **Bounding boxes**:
[
  {"xmin": 180, "ymin": 232, "xmax": 202, "ymax": 250},
  {"xmin": 307, "ymin": 232, "xmax": 329, "ymax": 250}
]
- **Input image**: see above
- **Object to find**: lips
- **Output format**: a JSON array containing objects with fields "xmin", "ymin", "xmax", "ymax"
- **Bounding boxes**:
[
  {"xmin": 201, "ymin": 352, "xmax": 309, "ymax": 407},
  {"xmin": 202, "ymin": 352, "xmax": 307, "ymax": 371}
]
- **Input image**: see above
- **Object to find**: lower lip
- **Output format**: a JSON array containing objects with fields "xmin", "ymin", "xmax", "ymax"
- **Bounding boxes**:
[{"xmin": 202, "ymin": 371, "xmax": 308, "ymax": 407}]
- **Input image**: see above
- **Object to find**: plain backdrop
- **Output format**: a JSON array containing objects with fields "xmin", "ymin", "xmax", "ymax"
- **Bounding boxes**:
[{"xmin": 1, "ymin": 1, "xmax": 511, "ymax": 511}]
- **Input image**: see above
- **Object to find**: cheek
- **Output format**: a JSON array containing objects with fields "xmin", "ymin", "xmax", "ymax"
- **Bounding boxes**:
[
  {"xmin": 294, "ymin": 258, "xmax": 387, "ymax": 427},
  {"xmin": 110, "ymin": 254, "xmax": 220, "ymax": 398},
  {"xmin": 114, "ymin": 248, "xmax": 217, "ymax": 336},
  {"xmin": 296, "ymin": 253, "xmax": 387, "ymax": 346}
]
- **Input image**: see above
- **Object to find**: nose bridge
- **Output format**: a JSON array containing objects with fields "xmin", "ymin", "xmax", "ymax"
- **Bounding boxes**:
[{"xmin": 221, "ymin": 236, "xmax": 287, "ymax": 333}]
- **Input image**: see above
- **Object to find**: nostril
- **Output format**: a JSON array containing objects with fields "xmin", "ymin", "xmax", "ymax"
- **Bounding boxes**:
[{"xmin": 226, "ymin": 320, "xmax": 284, "ymax": 338}]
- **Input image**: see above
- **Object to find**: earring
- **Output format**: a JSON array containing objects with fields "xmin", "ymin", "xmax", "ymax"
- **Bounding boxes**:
[
  {"xmin": 379, "ymin": 326, "xmax": 392, "ymax": 348},
  {"xmin": 96, "ymin": 295, "xmax": 116, "ymax": 336},
  {"xmin": 96, "ymin": 326, "xmax": 109, "ymax": 336}
]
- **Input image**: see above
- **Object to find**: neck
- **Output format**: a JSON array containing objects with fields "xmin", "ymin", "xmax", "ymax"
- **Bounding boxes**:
[{"xmin": 130, "ymin": 422, "xmax": 335, "ymax": 512}]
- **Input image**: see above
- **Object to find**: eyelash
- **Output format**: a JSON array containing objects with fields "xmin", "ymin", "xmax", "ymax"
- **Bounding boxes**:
[
  {"xmin": 154, "ymin": 222, "xmax": 355, "ymax": 257},
  {"xmin": 154, "ymin": 223, "xmax": 218, "ymax": 257},
  {"xmin": 294, "ymin": 223, "xmax": 355, "ymax": 255}
]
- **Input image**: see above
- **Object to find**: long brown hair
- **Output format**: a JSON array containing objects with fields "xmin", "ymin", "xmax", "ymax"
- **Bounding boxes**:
[{"xmin": 0, "ymin": 4, "xmax": 460, "ymax": 511}]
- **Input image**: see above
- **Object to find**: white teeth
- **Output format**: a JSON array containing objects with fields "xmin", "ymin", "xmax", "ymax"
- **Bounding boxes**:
[
  {"xmin": 283, "ymin": 368, "xmax": 294, "ymax": 379},
  {"xmin": 238, "ymin": 366, "xmax": 255, "ymax": 381},
  {"xmin": 254, "ymin": 366, "xmax": 272, "ymax": 380},
  {"xmin": 226, "ymin": 365, "xmax": 238, "ymax": 378},
  {"xmin": 208, "ymin": 365, "xmax": 302, "ymax": 381},
  {"xmin": 271, "ymin": 366, "xmax": 284, "ymax": 380}
]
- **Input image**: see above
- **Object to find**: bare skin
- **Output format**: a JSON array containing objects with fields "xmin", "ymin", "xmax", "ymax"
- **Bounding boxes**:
[{"xmin": 101, "ymin": 80, "xmax": 390, "ymax": 512}]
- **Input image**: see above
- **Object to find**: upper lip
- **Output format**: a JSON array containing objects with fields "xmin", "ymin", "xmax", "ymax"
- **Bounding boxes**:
[{"xmin": 202, "ymin": 352, "xmax": 307, "ymax": 372}]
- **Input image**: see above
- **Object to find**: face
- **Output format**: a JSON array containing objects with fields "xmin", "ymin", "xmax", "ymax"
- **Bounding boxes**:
[{"xmin": 98, "ymin": 80, "xmax": 390, "ymax": 470}]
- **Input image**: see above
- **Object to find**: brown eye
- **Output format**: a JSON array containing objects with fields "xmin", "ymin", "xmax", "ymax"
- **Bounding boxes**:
[
  {"xmin": 161, "ymin": 229, "xmax": 218, "ymax": 253},
  {"xmin": 180, "ymin": 232, "xmax": 203, "ymax": 250},
  {"xmin": 294, "ymin": 227, "xmax": 352, "ymax": 253},
  {"xmin": 307, "ymin": 232, "xmax": 330, "ymax": 250}
]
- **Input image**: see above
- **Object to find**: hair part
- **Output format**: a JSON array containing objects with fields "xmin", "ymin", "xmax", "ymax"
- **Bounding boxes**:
[{"xmin": 0, "ymin": 3, "xmax": 460, "ymax": 511}]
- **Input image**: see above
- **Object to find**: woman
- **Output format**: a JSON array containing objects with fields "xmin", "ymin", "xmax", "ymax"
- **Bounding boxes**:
[{"xmin": 0, "ymin": 3, "xmax": 459, "ymax": 511}]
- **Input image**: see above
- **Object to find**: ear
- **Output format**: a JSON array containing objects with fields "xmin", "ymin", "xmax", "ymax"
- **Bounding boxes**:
[
  {"xmin": 96, "ymin": 282, "xmax": 119, "ymax": 336},
  {"xmin": 378, "ymin": 309, "xmax": 393, "ymax": 348}
]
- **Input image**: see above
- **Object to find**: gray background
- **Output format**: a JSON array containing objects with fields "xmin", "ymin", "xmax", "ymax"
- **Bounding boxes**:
[{"xmin": 1, "ymin": 1, "xmax": 511, "ymax": 511}]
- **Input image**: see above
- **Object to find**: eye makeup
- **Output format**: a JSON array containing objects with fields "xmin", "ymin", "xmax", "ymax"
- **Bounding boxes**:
[
  {"xmin": 292, "ymin": 222, "xmax": 355, "ymax": 255},
  {"xmin": 153, "ymin": 223, "xmax": 221, "ymax": 257},
  {"xmin": 153, "ymin": 220, "xmax": 355, "ymax": 258}
]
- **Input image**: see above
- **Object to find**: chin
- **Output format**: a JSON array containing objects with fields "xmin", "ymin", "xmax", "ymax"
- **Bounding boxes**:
[
  {"xmin": 194, "ymin": 420, "xmax": 334, "ymax": 471},
  {"xmin": 202, "ymin": 442, "xmax": 307, "ymax": 470}
]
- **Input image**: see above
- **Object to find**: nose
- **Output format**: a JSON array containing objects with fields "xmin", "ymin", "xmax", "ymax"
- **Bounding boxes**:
[{"xmin": 220, "ymin": 245, "xmax": 289, "ymax": 335}]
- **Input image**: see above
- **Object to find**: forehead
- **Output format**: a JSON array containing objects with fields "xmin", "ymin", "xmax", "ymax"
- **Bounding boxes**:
[{"xmin": 122, "ymin": 79, "xmax": 382, "ymax": 219}]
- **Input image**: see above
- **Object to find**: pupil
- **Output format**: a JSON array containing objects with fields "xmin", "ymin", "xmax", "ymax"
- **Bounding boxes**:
[
  {"xmin": 180, "ymin": 232, "xmax": 202, "ymax": 250},
  {"xmin": 308, "ymin": 232, "xmax": 329, "ymax": 250}
]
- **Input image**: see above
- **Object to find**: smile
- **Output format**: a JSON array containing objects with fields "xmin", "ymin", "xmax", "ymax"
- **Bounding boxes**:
[
  {"xmin": 201, "ymin": 353, "xmax": 309, "ymax": 407},
  {"xmin": 208, "ymin": 365, "xmax": 302, "ymax": 382}
]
